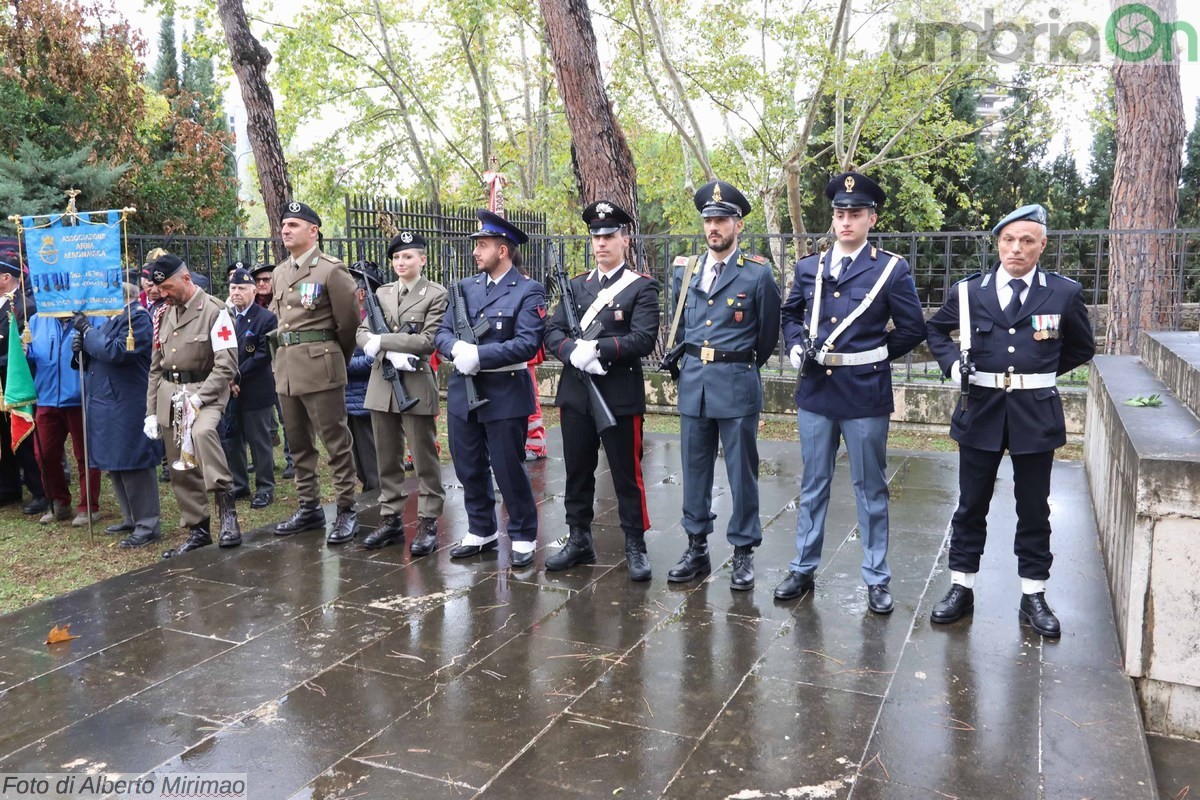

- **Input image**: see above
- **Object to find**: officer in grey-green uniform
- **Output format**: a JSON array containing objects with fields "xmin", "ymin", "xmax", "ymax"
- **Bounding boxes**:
[
  {"xmin": 270, "ymin": 201, "xmax": 363, "ymax": 544},
  {"xmin": 143, "ymin": 254, "xmax": 242, "ymax": 559}
]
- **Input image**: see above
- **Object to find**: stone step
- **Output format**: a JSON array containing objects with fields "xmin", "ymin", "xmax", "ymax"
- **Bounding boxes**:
[{"xmin": 1141, "ymin": 330, "xmax": 1200, "ymax": 419}]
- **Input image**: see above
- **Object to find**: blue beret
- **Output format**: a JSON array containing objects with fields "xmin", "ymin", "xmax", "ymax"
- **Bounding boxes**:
[
  {"xmin": 281, "ymin": 200, "xmax": 322, "ymax": 227},
  {"xmin": 992, "ymin": 204, "xmax": 1048, "ymax": 236},
  {"xmin": 827, "ymin": 172, "xmax": 885, "ymax": 209},
  {"xmin": 694, "ymin": 180, "xmax": 751, "ymax": 218},
  {"xmin": 470, "ymin": 210, "xmax": 528, "ymax": 246}
]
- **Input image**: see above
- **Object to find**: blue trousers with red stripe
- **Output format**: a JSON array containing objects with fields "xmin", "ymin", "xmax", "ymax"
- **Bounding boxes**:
[{"xmin": 560, "ymin": 408, "xmax": 650, "ymax": 535}]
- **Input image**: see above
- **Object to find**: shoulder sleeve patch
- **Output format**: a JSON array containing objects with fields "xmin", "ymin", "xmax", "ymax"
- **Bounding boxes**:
[
  {"xmin": 745, "ymin": 254, "xmax": 768, "ymax": 264},
  {"xmin": 673, "ymin": 256, "xmax": 689, "ymax": 267}
]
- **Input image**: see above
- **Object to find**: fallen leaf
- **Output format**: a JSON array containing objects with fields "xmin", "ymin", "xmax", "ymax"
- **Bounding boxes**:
[{"xmin": 46, "ymin": 624, "xmax": 79, "ymax": 644}]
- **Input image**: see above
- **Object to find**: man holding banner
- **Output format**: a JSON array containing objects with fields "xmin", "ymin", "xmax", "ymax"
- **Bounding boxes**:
[{"xmin": 143, "ymin": 253, "xmax": 242, "ymax": 559}]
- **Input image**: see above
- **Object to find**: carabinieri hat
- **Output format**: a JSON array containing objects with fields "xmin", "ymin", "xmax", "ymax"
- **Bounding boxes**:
[
  {"xmin": 582, "ymin": 200, "xmax": 633, "ymax": 235},
  {"xmin": 281, "ymin": 200, "xmax": 322, "ymax": 227},
  {"xmin": 386, "ymin": 231, "xmax": 428, "ymax": 259},
  {"xmin": 470, "ymin": 209, "xmax": 528, "ymax": 246},
  {"xmin": 826, "ymin": 172, "xmax": 886, "ymax": 209},
  {"xmin": 148, "ymin": 253, "xmax": 186, "ymax": 285},
  {"xmin": 694, "ymin": 180, "xmax": 751, "ymax": 218},
  {"xmin": 992, "ymin": 203, "xmax": 1049, "ymax": 236}
]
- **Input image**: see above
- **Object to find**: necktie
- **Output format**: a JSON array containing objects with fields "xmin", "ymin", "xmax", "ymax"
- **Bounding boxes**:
[
  {"xmin": 831, "ymin": 255, "xmax": 851, "ymax": 280},
  {"xmin": 599, "ymin": 274, "xmax": 609, "ymax": 290},
  {"xmin": 485, "ymin": 281, "xmax": 493, "ymax": 295},
  {"xmin": 1005, "ymin": 278, "xmax": 1027, "ymax": 323},
  {"xmin": 709, "ymin": 261, "xmax": 724, "ymax": 293}
]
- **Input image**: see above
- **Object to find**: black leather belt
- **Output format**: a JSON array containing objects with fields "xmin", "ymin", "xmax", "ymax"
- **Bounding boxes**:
[
  {"xmin": 684, "ymin": 344, "xmax": 755, "ymax": 364},
  {"xmin": 278, "ymin": 330, "xmax": 336, "ymax": 346},
  {"xmin": 164, "ymin": 370, "xmax": 209, "ymax": 384}
]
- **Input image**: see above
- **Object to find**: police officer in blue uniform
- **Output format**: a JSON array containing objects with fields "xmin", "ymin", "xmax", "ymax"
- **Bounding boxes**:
[
  {"xmin": 543, "ymin": 200, "xmax": 660, "ymax": 581},
  {"xmin": 668, "ymin": 180, "xmax": 781, "ymax": 591},
  {"xmin": 926, "ymin": 204, "xmax": 1095, "ymax": 637},
  {"xmin": 773, "ymin": 172, "xmax": 926, "ymax": 614},
  {"xmin": 434, "ymin": 210, "xmax": 547, "ymax": 569}
]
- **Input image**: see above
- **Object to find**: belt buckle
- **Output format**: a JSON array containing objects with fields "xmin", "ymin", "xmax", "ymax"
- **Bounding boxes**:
[
  {"xmin": 699, "ymin": 346, "xmax": 715, "ymax": 363},
  {"xmin": 1004, "ymin": 372, "xmax": 1013, "ymax": 392},
  {"xmin": 826, "ymin": 353, "xmax": 843, "ymax": 366}
]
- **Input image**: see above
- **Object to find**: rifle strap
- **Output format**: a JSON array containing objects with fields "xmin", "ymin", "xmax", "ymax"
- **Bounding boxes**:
[
  {"xmin": 665, "ymin": 255, "xmax": 702, "ymax": 350},
  {"xmin": 579, "ymin": 269, "xmax": 642, "ymax": 331}
]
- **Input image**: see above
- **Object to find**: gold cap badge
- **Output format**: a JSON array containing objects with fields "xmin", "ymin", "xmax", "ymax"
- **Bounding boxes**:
[
  {"xmin": 844, "ymin": 175, "xmax": 856, "ymax": 192},
  {"xmin": 712, "ymin": 184, "xmax": 723, "ymax": 203}
]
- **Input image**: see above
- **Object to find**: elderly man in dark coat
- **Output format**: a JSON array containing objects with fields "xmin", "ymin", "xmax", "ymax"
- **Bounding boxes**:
[{"xmin": 71, "ymin": 282, "xmax": 162, "ymax": 548}]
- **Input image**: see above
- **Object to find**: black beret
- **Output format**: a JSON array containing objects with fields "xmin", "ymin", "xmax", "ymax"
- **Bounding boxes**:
[
  {"xmin": 229, "ymin": 267, "xmax": 254, "ymax": 286},
  {"xmin": 148, "ymin": 253, "xmax": 186, "ymax": 285},
  {"xmin": 281, "ymin": 200, "xmax": 322, "ymax": 227},
  {"xmin": 227, "ymin": 260, "xmax": 248, "ymax": 275},
  {"xmin": 387, "ymin": 231, "xmax": 428, "ymax": 258},
  {"xmin": 582, "ymin": 200, "xmax": 633, "ymax": 235},
  {"xmin": 694, "ymin": 180, "xmax": 751, "ymax": 218},
  {"xmin": 826, "ymin": 172, "xmax": 886, "ymax": 209}
]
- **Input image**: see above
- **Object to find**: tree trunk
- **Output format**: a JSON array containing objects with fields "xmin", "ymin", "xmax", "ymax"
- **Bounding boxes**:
[
  {"xmin": 539, "ymin": 0, "xmax": 639, "ymax": 242},
  {"xmin": 216, "ymin": 0, "xmax": 291, "ymax": 258},
  {"xmin": 1107, "ymin": 0, "xmax": 1185, "ymax": 354}
]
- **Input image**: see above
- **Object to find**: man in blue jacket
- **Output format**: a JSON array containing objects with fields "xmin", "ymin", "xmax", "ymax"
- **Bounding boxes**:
[
  {"xmin": 925, "ymin": 204, "xmax": 1095, "ymax": 637},
  {"xmin": 668, "ymin": 180, "xmax": 781, "ymax": 591},
  {"xmin": 221, "ymin": 267, "xmax": 278, "ymax": 509},
  {"xmin": 434, "ymin": 210, "xmax": 546, "ymax": 569},
  {"xmin": 774, "ymin": 172, "xmax": 926, "ymax": 613}
]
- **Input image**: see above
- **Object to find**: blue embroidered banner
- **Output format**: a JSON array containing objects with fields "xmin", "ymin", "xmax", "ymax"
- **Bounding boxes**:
[{"xmin": 20, "ymin": 210, "xmax": 124, "ymax": 316}]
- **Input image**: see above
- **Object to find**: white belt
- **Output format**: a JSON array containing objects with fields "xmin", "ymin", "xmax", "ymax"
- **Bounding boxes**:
[
  {"xmin": 480, "ymin": 362, "xmax": 528, "ymax": 374},
  {"xmin": 814, "ymin": 345, "xmax": 888, "ymax": 367},
  {"xmin": 969, "ymin": 371, "xmax": 1056, "ymax": 391}
]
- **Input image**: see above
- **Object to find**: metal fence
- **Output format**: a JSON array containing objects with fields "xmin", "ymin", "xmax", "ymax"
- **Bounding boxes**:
[{"xmin": 128, "ymin": 228, "xmax": 1200, "ymax": 388}]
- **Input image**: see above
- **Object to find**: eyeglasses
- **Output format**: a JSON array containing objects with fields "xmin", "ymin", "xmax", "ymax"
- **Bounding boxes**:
[{"xmin": 254, "ymin": 277, "xmax": 271, "ymax": 284}]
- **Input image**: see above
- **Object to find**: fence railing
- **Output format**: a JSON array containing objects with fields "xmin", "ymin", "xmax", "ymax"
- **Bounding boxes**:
[{"xmin": 128, "ymin": 228, "xmax": 1200, "ymax": 388}]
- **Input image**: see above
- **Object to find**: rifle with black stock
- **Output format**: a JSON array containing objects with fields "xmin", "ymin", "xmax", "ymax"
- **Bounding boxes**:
[
  {"xmin": 362, "ymin": 283, "xmax": 419, "ymax": 413},
  {"xmin": 449, "ymin": 278, "xmax": 490, "ymax": 412},
  {"xmin": 551, "ymin": 251, "xmax": 617, "ymax": 434}
]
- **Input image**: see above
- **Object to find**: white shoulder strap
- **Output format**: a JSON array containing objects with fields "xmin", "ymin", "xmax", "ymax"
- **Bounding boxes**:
[
  {"xmin": 818, "ymin": 256, "xmax": 900, "ymax": 355},
  {"xmin": 958, "ymin": 280, "xmax": 971, "ymax": 351},
  {"xmin": 579, "ymin": 269, "xmax": 642, "ymax": 332}
]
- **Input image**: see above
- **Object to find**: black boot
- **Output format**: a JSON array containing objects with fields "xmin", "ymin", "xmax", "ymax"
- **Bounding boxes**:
[
  {"xmin": 545, "ymin": 526, "xmax": 596, "ymax": 572},
  {"xmin": 327, "ymin": 507, "xmax": 359, "ymax": 545},
  {"xmin": 931, "ymin": 584, "xmax": 974, "ymax": 625},
  {"xmin": 730, "ymin": 545, "xmax": 755, "ymax": 591},
  {"xmin": 216, "ymin": 490, "xmax": 242, "ymax": 548},
  {"xmin": 363, "ymin": 514, "xmax": 405, "ymax": 549},
  {"xmin": 624, "ymin": 531, "xmax": 652, "ymax": 582},
  {"xmin": 667, "ymin": 535, "xmax": 711, "ymax": 583},
  {"xmin": 409, "ymin": 517, "xmax": 439, "ymax": 556},
  {"xmin": 1019, "ymin": 592, "xmax": 1061, "ymax": 638},
  {"xmin": 163, "ymin": 520, "xmax": 212, "ymax": 559},
  {"xmin": 275, "ymin": 501, "xmax": 325, "ymax": 536}
]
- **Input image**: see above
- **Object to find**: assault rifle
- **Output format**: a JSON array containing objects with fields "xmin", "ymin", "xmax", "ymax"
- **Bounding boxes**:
[
  {"xmin": 362, "ymin": 284, "xmax": 419, "ymax": 413},
  {"xmin": 552, "ymin": 255, "xmax": 616, "ymax": 434},
  {"xmin": 449, "ymin": 280, "xmax": 490, "ymax": 412}
]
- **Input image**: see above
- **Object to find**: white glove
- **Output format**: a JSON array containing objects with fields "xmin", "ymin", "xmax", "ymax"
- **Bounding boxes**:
[
  {"xmin": 453, "ymin": 343, "xmax": 480, "ymax": 376},
  {"xmin": 386, "ymin": 352, "xmax": 417, "ymax": 371},
  {"xmin": 569, "ymin": 339, "xmax": 599, "ymax": 370},
  {"xmin": 363, "ymin": 333, "xmax": 382, "ymax": 359},
  {"xmin": 789, "ymin": 344, "xmax": 805, "ymax": 370},
  {"xmin": 143, "ymin": 415, "xmax": 160, "ymax": 440},
  {"xmin": 189, "ymin": 394, "xmax": 203, "ymax": 410},
  {"xmin": 451, "ymin": 340, "xmax": 467, "ymax": 359},
  {"xmin": 583, "ymin": 359, "xmax": 608, "ymax": 376}
]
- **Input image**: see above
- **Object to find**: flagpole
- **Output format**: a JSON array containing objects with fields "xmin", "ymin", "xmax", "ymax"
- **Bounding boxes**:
[{"xmin": 79, "ymin": 363, "xmax": 94, "ymax": 543}]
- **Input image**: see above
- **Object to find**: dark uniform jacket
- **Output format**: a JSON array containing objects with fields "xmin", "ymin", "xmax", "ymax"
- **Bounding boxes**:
[
  {"xmin": 672, "ymin": 248, "xmax": 781, "ymax": 418},
  {"xmin": 230, "ymin": 302, "xmax": 278, "ymax": 411},
  {"xmin": 782, "ymin": 244, "xmax": 926, "ymax": 419},
  {"xmin": 926, "ymin": 264, "xmax": 1095, "ymax": 454},
  {"xmin": 434, "ymin": 267, "xmax": 546, "ymax": 422},
  {"xmin": 0, "ymin": 287, "xmax": 35, "ymax": 376},
  {"xmin": 545, "ymin": 265, "xmax": 660, "ymax": 416}
]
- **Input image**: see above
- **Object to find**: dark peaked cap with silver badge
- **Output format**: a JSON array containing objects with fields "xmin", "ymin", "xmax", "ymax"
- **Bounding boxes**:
[
  {"xmin": 281, "ymin": 200, "xmax": 322, "ymax": 227},
  {"xmin": 693, "ymin": 180, "xmax": 752, "ymax": 218},
  {"xmin": 582, "ymin": 200, "xmax": 633, "ymax": 235}
]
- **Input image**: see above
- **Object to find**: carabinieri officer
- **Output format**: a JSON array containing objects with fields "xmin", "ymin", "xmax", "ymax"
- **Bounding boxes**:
[
  {"xmin": 926, "ymin": 203, "xmax": 1095, "ymax": 637},
  {"xmin": 434, "ymin": 210, "xmax": 547, "ymax": 569},
  {"xmin": 774, "ymin": 172, "xmax": 926, "ymax": 613}
]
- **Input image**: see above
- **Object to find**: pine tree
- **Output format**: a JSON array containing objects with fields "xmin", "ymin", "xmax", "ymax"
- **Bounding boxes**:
[
  {"xmin": 151, "ymin": 9, "xmax": 179, "ymax": 92},
  {"xmin": 0, "ymin": 140, "xmax": 128, "ymax": 222},
  {"xmin": 1178, "ymin": 98, "xmax": 1200, "ymax": 227},
  {"xmin": 1084, "ymin": 89, "xmax": 1117, "ymax": 229}
]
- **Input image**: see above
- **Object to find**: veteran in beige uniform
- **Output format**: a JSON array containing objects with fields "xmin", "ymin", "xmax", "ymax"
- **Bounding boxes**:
[
  {"xmin": 142, "ymin": 254, "xmax": 242, "ymax": 559},
  {"xmin": 356, "ymin": 232, "xmax": 448, "ymax": 556},
  {"xmin": 270, "ymin": 201, "xmax": 363, "ymax": 544}
]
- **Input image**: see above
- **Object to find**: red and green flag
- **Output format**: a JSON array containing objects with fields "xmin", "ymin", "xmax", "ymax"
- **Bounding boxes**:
[{"xmin": 3, "ymin": 314, "xmax": 36, "ymax": 449}]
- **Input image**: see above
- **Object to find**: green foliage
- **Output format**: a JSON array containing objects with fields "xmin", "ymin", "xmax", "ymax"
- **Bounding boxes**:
[
  {"xmin": 0, "ymin": 140, "xmax": 128, "ymax": 221},
  {"xmin": 1123, "ymin": 394, "xmax": 1164, "ymax": 408},
  {"xmin": 151, "ymin": 9, "xmax": 179, "ymax": 91},
  {"xmin": 1179, "ymin": 98, "xmax": 1200, "ymax": 228}
]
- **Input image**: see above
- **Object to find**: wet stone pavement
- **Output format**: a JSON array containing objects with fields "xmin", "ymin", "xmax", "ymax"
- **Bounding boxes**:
[{"xmin": 0, "ymin": 432, "xmax": 1163, "ymax": 798}]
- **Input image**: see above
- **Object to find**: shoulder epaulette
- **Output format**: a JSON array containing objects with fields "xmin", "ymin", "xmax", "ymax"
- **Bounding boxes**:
[
  {"xmin": 953, "ymin": 271, "xmax": 982, "ymax": 286},
  {"xmin": 1045, "ymin": 270, "xmax": 1080, "ymax": 285},
  {"xmin": 744, "ymin": 254, "xmax": 768, "ymax": 264}
]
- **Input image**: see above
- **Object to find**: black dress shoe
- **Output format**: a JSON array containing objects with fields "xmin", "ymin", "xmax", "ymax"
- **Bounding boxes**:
[
  {"xmin": 774, "ymin": 570, "xmax": 815, "ymax": 601},
  {"xmin": 231, "ymin": 487, "xmax": 251, "ymax": 501},
  {"xmin": 119, "ymin": 529, "xmax": 162, "ymax": 549},
  {"xmin": 162, "ymin": 524, "xmax": 212, "ymax": 559},
  {"xmin": 327, "ymin": 508, "xmax": 359, "ymax": 545},
  {"xmin": 281, "ymin": 463, "xmax": 296, "ymax": 480},
  {"xmin": 250, "ymin": 489, "xmax": 274, "ymax": 509},
  {"xmin": 409, "ymin": 517, "xmax": 438, "ymax": 556},
  {"xmin": 1019, "ymin": 592, "xmax": 1061, "ymax": 638},
  {"xmin": 667, "ymin": 535, "xmax": 711, "ymax": 583},
  {"xmin": 730, "ymin": 545, "xmax": 755, "ymax": 591},
  {"xmin": 931, "ymin": 585, "xmax": 974, "ymax": 625},
  {"xmin": 545, "ymin": 527, "xmax": 595, "ymax": 572},
  {"xmin": 867, "ymin": 584, "xmax": 894, "ymax": 615},
  {"xmin": 22, "ymin": 496, "xmax": 50, "ymax": 515},
  {"xmin": 105, "ymin": 521, "xmax": 135, "ymax": 534},
  {"xmin": 624, "ymin": 532, "xmax": 652, "ymax": 582},
  {"xmin": 510, "ymin": 547, "xmax": 535, "ymax": 568},
  {"xmin": 449, "ymin": 537, "xmax": 498, "ymax": 559},
  {"xmin": 363, "ymin": 515, "xmax": 405, "ymax": 549},
  {"xmin": 275, "ymin": 503, "xmax": 326, "ymax": 535}
]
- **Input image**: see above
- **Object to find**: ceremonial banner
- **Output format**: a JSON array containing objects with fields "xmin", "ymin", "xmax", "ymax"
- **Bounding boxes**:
[
  {"xmin": 20, "ymin": 210, "xmax": 124, "ymax": 316},
  {"xmin": 3, "ymin": 314, "xmax": 36, "ymax": 449}
]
